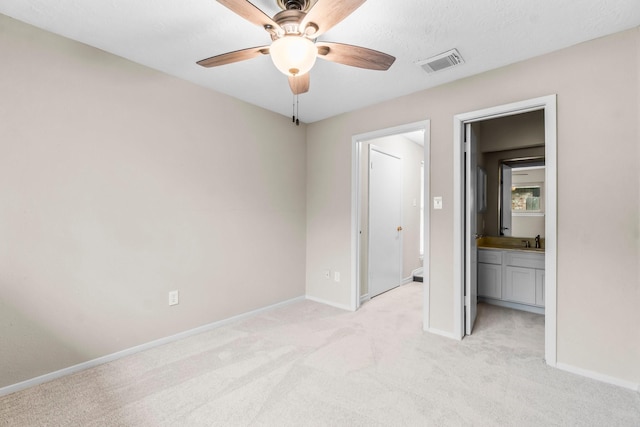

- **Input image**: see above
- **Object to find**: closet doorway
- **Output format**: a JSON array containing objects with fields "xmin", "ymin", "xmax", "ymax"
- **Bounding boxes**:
[{"xmin": 350, "ymin": 120, "xmax": 430, "ymax": 324}]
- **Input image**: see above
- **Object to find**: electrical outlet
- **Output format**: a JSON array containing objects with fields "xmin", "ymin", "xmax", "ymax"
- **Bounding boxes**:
[
  {"xmin": 334, "ymin": 271, "xmax": 340, "ymax": 282},
  {"xmin": 168, "ymin": 290, "xmax": 179, "ymax": 306},
  {"xmin": 324, "ymin": 270, "xmax": 331, "ymax": 279}
]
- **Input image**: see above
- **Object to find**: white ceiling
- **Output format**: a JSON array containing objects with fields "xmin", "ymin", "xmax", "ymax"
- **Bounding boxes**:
[{"xmin": 2, "ymin": 1, "xmax": 640, "ymax": 123}]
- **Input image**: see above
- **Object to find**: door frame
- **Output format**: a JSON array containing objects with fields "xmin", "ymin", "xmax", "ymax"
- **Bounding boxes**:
[
  {"xmin": 351, "ymin": 120, "xmax": 431, "ymax": 328},
  {"xmin": 464, "ymin": 123, "xmax": 479, "ymax": 335},
  {"xmin": 453, "ymin": 95, "xmax": 557, "ymax": 367}
]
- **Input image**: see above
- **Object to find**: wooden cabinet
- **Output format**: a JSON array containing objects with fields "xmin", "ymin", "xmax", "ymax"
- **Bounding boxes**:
[{"xmin": 478, "ymin": 248, "xmax": 545, "ymax": 313}]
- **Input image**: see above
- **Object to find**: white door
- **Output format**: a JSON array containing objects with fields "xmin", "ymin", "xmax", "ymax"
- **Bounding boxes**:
[
  {"xmin": 368, "ymin": 145, "xmax": 402, "ymax": 298},
  {"xmin": 465, "ymin": 123, "xmax": 478, "ymax": 335},
  {"xmin": 500, "ymin": 164, "xmax": 512, "ymax": 236}
]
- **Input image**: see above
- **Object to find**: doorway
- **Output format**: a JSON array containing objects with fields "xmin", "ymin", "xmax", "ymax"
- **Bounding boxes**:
[
  {"xmin": 453, "ymin": 95, "xmax": 557, "ymax": 366},
  {"xmin": 350, "ymin": 120, "xmax": 431, "ymax": 321}
]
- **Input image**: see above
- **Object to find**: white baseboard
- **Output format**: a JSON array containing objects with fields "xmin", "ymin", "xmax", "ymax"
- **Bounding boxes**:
[
  {"xmin": 0, "ymin": 295, "xmax": 306, "ymax": 397},
  {"xmin": 426, "ymin": 327, "xmax": 462, "ymax": 341},
  {"xmin": 555, "ymin": 362, "xmax": 640, "ymax": 392},
  {"xmin": 305, "ymin": 295, "xmax": 353, "ymax": 311},
  {"xmin": 402, "ymin": 276, "xmax": 414, "ymax": 285},
  {"xmin": 478, "ymin": 297, "xmax": 545, "ymax": 315}
]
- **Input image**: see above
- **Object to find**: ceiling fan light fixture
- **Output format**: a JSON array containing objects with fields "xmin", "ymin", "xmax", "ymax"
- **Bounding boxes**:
[{"xmin": 270, "ymin": 36, "xmax": 317, "ymax": 76}]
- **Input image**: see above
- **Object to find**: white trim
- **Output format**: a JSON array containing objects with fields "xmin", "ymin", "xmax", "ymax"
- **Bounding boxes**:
[
  {"xmin": 351, "ymin": 129, "xmax": 361, "ymax": 312},
  {"xmin": 426, "ymin": 324, "xmax": 462, "ymax": 340},
  {"xmin": 351, "ymin": 120, "xmax": 431, "ymax": 326},
  {"xmin": 542, "ymin": 97, "xmax": 558, "ymax": 367},
  {"xmin": 422, "ymin": 281, "xmax": 431, "ymax": 330},
  {"xmin": 453, "ymin": 95, "xmax": 557, "ymax": 365},
  {"xmin": 478, "ymin": 297, "xmax": 545, "ymax": 315},
  {"xmin": 0, "ymin": 296, "xmax": 306, "ymax": 397},
  {"xmin": 422, "ymin": 121, "xmax": 431, "ymax": 331},
  {"xmin": 453, "ymin": 118, "xmax": 465, "ymax": 339},
  {"xmin": 305, "ymin": 295, "xmax": 353, "ymax": 312},
  {"xmin": 556, "ymin": 363, "xmax": 640, "ymax": 392}
]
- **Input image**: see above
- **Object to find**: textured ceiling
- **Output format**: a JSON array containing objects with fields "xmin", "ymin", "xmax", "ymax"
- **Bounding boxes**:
[{"xmin": 2, "ymin": 0, "xmax": 640, "ymax": 123}]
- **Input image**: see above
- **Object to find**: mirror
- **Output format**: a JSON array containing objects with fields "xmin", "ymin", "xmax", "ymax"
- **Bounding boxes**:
[
  {"xmin": 473, "ymin": 109, "xmax": 545, "ymax": 239},
  {"xmin": 498, "ymin": 157, "xmax": 545, "ymax": 237}
]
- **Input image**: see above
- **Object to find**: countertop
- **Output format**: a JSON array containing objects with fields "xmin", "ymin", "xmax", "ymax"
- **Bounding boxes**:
[
  {"xmin": 477, "ymin": 236, "xmax": 545, "ymax": 253},
  {"xmin": 478, "ymin": 245, "xmax": 545, "ymax": 253}
]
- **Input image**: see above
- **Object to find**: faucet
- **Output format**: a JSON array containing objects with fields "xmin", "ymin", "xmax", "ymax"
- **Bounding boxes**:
[
  {"xmin": 535, "ymin": 235, "xmax": 541, "ymax": 249},
  {"xmin": 522, "ymin": 240, "xmax": 531, "ymax": 248}
]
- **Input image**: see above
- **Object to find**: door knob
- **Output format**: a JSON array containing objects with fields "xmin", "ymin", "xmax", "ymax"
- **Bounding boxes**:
[{"xmin": 397, "ymin": 226, "xmax": 403, "ymax": 231}]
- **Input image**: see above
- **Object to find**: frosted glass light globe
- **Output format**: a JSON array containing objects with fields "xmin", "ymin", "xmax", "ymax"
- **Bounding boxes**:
[{"xmin": 270, "ymin": 36, "xmax": 317, "ymax": 76}]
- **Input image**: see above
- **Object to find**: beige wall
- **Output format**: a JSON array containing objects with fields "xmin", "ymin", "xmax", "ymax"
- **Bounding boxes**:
[
  {"xmin": 0, "ymin": 15, "xmax": 307, "ymax": 388},
  {"xmin": 306, "ymin": 28, "xmax": 640, "ymax": 384},
  {"xmin": 1, "ymin": 13, "xmax": 639, "ymax": 391},
  {"xmin": 358, "ymin": 135, "xmax": 424, "ymax": 296}
]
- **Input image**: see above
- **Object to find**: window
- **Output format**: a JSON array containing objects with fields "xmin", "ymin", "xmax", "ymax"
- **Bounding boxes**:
[{"xmin": 512, "ymin": 185, "xmax": 541, "ymax": 212}]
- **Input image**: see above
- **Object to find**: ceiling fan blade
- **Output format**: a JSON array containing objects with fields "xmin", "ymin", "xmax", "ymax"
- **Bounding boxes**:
[
  {"xmin": 216, "ymin": 0, "xmax": 281, "ymax": 31},
  {"xmin": 197, "ymin": 46, "xmax": 270, "ymax": 67},
  {"xmin": 316, "ymin": 42, "xmax": 395, "ymax": 70},
  {"xmin": 301, "ymin": 0, "xmax": 366, "ymax": 37},
  {"xmin": 288, "ymin": 73, "xmax": 310, "ymax": 94}
]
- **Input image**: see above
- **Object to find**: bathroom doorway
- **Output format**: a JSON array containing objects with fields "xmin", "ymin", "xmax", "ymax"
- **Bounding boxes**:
[{"xmin": 453, "ymin": 95, "xmax": 557, "ymax": 366}]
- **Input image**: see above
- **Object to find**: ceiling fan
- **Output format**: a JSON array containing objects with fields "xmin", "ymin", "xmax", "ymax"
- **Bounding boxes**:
[{"xmin": 197, "ymin": 0, "xmax": 395, "ymax": 96}]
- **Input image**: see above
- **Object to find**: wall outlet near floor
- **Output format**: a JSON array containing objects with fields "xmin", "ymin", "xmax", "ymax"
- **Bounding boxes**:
[
  {"xmin": 324, "ymin": 270, "xmax": 331, "ymax": 279},
  {"xmin": 168, "ymin": 290, "xmax": 179, "ymax": 306},
  {"xmin": 334, "ymin": 271, "xmax": 340, "ymax": 282}
]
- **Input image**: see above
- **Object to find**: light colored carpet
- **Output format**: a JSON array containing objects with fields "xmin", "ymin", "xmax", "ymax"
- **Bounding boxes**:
[{"xmin": 1, "ymin": 283, "xmax": 639, "ymax": 426}]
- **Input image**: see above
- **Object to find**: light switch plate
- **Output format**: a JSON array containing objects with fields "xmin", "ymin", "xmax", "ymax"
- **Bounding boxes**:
[
  {"xmin": 433, "ymin": 196, "xmax": 443, "ymax": 210},
  {"xmin": 168, "ymin": 290, "xmax": 179, "ymax": 306}
]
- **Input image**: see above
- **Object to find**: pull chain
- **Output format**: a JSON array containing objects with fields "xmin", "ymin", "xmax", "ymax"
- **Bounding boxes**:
[
  {"xmin": 291, "ymin": 93, "xmax": 300, "ymax": 126},
  {"xmin": 292, "ymin": 92, "xmax": 296, "ymax": 124},
  {"xmin": 291, "ymin": 74, "xmax": 300, "ymax": 126}
]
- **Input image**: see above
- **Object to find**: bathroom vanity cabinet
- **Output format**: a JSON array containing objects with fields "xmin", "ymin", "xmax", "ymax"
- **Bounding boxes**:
[{"xmin": 478, "ymin": 248, "xmax": 545, "ymax": 314}]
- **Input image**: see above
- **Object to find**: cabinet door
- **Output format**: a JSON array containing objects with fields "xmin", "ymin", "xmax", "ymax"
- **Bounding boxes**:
[
  {"xmin": 478, "ymin": 263, "xmax": 501, "ymax": 299},
  {"xmin": 535, "ymin": 269, "xmax": 545, "ymax": 306},
  {"xmin": 503, "ymin": 266, "xmax": 536, "ymax": 305}
]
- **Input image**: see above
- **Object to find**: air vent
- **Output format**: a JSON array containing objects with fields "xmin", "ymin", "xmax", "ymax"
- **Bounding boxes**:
[{"xmin": 417, "ymin": 49, "xmax": 464, "ymax": 73}]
